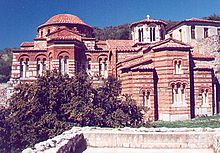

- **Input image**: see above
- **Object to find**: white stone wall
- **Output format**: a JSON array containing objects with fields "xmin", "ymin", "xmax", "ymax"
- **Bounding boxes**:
[
  {"xmin": 22, "ymin": 127, "xmax": 220, "ymax": 153},
  {"xmin": 166, "ymin": 23, "xmax": 220, "ymax": 44}
]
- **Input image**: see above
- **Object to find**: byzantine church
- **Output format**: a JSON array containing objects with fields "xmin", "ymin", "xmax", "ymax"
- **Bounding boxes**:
[{"xmin": 9, "ymin": 14, "xmax": 220, "ymax": 121}]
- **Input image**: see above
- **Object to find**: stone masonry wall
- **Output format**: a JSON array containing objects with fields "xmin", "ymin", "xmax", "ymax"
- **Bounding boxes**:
[
  {"xmin": 191, "ymin": 35, "xmax": 220, "ymax": 80},
  {"xmin": 22, "ymin": 127, "xmax": 220, "ymax": 153}
]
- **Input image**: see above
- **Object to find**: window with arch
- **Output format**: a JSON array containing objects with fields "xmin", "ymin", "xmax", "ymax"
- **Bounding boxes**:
[
  {"xmin": 59, "ymin": 55, "xmax": 68, "ymax": 75},
  {"xmin": 20, "ymin": 58, "xmax": 29, "ymax": 78},
  {"xmin": 36, "ymin": 58, "xmax": 46, "ymax": 76},
  {"xmin": 150, "ymin": 27, "xmax": 156, "ymax": 42},
  {"xmin": 98, "ymin": 57, "xmax": 108, "ymax": 78},
  {"xmin": 143, "ymin": 91, "xmax": 150, "ymax": 107},
  {"xmin": 172, "ymin": 83, "xmax": 186, "ymax": 104},
  {"xmin": 41, "ymin": 31, "xmax": 43, "ymax": 37},
  {"xmin": 138, "ymin": 28, "xmax": 144, "ymax": 42},
  {"xmin": 160, "ymin": 29, "xmax": 164, "ymax": 40},
  {"xmin": 179, "ymin": 29, "xmax": 182, "ymax": 41},
  {"xmin": 201, "ymin": 89, "xmax": 208, "ymax": 105},
  {"xmin": 174, "ymin": 60, "xmax": 182, "ymax": 74},
  {"xmin": 47, "ymin": 29, "xmax": 51, "ymax": 35},
  {"xmin": 87, "ymin": 58, "xmax": 91, "ymax": 71}
]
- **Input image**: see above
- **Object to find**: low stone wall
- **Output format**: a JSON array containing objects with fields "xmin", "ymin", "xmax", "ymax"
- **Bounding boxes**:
[
  {"xmin": 22, "ymin": 127, "xmax": 220, "ymax": 153},
  {"xmin": 22, "ymin": 130, "xmax": 86, "ymax": 153}
]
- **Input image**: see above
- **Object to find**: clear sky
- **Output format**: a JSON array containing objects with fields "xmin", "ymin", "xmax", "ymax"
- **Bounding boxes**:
[{"xmin": 0, "ymin": 0, "xmax": 220, "ymax": 49}]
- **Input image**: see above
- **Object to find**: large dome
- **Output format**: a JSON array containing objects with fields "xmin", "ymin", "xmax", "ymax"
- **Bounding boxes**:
[{"xmin": 38, "ymin": 14, "xmax": 90, "ymax": 28}]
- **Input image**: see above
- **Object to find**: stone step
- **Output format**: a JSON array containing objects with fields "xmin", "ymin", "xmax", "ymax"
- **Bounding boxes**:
[{"xmin": 83, "ymin": 148, "xmax": 214, "ymax": 153}]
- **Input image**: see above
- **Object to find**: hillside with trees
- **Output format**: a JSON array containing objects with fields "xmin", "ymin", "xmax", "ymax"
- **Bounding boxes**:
[{"xmin": 0, "ymin": 48, "xmax": 13, "ymax": 83}]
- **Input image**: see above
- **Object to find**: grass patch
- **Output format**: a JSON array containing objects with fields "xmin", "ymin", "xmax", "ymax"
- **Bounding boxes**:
[{"xmin": 154, "ymin": 115, "xmax": 220, "ymax": 128}]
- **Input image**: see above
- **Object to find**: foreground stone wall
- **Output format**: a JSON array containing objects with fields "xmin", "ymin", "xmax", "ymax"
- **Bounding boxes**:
[
  {"xmin": 22, "ymin": 130, "xmax": 86, "ymax": 153},
  {"xmin": 22, "ymin": 127, "xmax": 220, "ymax": 153}
]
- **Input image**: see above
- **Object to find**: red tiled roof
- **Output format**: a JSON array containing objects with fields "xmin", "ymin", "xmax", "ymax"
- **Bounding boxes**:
[
  {"xmin": 192, "ymin": 52, "xmax": 215, "ymax": 60},
  {"xmin": 96, "ymin": 41, "xmax": 107, "ymax": 50},
  {"xmin": 167, "ymin": 18, "xmax": 220, "ymax": 31},
  {"xmin": 131, "ymin": 19, "xmax": 167, "ymax": 27},
  {"xmin": 106, "ymin": 40, "xmax": 137, "ymax": 51},
  {"xmin": 38, "ymin": 14, "xmax": 91, "ymax": 29},
  {"xmin": 143, "ymin": 38, "xmax": 192, "ymax": 51},
  {"xmin": 118, "ymin": 55, "xmax": 143, "ymax": 65},
  {"xmin": 120, "ymin": 58, "xmax": 153, "ymax": 70},
  {"xmin": 20, "ymin": 42, "xmax": 34, "ymax": 47}
]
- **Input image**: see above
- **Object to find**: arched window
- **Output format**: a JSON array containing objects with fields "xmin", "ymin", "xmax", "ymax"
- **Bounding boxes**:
[
  {"xmin": 201, "ymin": 89, "xmax": 208, "ymax": 105},
  {"xmin": 160, "ymin": 29, "xmax": 164, "ymax": 40},
  {"xmin": 20, "ymin": 58, "xmax": 24, "ymax": 78},
  {"xmin": 138, "ymin": 28, "xmax": 143, "ymax": 42},
  {"xmin": 47, "ymin": 29, "xmax": 51, "ymax": 35},
  {"xmin": 172, "ymin": 83, "xmax": 185, "ymax": 104},
  {"xmin": 20, "ymin": 58, "xmax": 29, "ymax": 78},
  {"xmin": 37, "ymin": 58, "xmax": 41, "ymax": 75},
  {"xmin": 43, "ymin": 58, "xmax": 46, "ymax": 71},
  {"xmin": 99, "ymin": 58, "xmax": 102, "ymax": 76},
  {"xmin": 143, "ymin": 91, "xmax": 150, "ymax": 107},
  {"xmin": 150, "ymin": 27, "xmax": 156, "ymax": 42},
  {"xmin": 87, "ymin": 58, "xmax": 91, "ymax": 71},
  {"xmin": 174, "ymin": 60, "xmax": 182, "ymax": 74},
  {"xmin": 59, "ymin": 56, "xmax": 68, "ymax": 75}
]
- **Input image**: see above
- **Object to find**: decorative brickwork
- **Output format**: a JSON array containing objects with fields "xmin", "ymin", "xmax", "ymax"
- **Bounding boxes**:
[{"xmin": 8, "ymin": 14, "xmax": 220, "ymax": 121}]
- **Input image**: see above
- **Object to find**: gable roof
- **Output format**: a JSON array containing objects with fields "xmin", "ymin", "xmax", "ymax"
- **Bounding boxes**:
[
  {"xmin": 119, "ymin": 58, "xmax": 153, "ymax": 70},
  {"xmin": 46, "ymin": 27, "xmax": 82, "ymax": 42},
  {"xmin": 20, "ymin": 42, "xmax": 34, "ymax": 47},
  {"xmin": 192, "ymin": 51, "xmax": 215, "ymax": 60},
  {"xmin": 143, "ymin": 38, "xmax": 192, "ymax": 52},
  {"xmin": 167, "ymin": 18, "xmax": 220, "ymax": 32},
  {"xmin": 106, "ymin": 40, "xmax": 137, "ymax": 51}
]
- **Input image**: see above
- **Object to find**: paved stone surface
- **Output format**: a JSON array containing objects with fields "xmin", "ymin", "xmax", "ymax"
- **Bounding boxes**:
[{"xmin": 83, "ymin": 148, "xmax": 214, "ymax": 153}]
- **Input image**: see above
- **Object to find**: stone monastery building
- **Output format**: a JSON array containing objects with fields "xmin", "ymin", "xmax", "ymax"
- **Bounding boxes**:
[{"xmin": 10, "ymin": 14, "xmax": 220, "ymax": 121}]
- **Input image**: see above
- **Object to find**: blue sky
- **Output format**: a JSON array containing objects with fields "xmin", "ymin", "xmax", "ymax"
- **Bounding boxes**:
[{"xmin": 0, "ymin": 0, "xmax": 220, "ymax": 49}]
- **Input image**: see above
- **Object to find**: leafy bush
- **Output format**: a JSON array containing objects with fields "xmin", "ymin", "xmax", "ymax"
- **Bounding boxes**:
[{"xmin": 0, "ymin": 70, "xmax": 143, "ymax": 152}]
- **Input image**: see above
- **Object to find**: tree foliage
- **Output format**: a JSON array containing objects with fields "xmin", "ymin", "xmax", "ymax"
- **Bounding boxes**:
[
  {"xmin": 0, "ymin": 48, "xmax": 13, "ymax": 83},
  {"xmin": 0, "ymin": 70, "xmax": 143, "ymax": 152}
]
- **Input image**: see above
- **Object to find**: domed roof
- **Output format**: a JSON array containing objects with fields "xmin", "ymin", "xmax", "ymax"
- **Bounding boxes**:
[{"xmin": 38, "ymin": 14, "xmax": 90, "ymax": 29}]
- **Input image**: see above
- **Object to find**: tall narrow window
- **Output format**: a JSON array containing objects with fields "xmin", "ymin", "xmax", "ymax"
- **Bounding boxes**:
[
  {"xmin": 204, "ymin": 28, "xmax": 208, "ymax": 38},
  {"xmin": 20, "ymin": 59, "xmax": 24, "ymax": 78},
  {"xmin": 143, "ymin": 91, "xmax": 150, "ymax": 107},
  {"xmin": 41, "ymin": 31, "xmax": 43, "ymax": 37},
  {"xmin": 160, "ymin": 29, "xmax": 164, "ymax": 40},
  {"xmin": 47, "ymin": 29, "xmax": 51, "ymax": 35},
  {"xmin": 174, "ymin": 60, "xmax": 182, "ymax": 74},
  {"xmin": 150, "ymin": 28, "xmax": 152, "ymax": 42},
  {"xmin": 87, "ymin": 58, "xmax": 91, "ymax": 71},
  {"xmin": 217, "ymin": 29, "xmax": 220, "ymax": 36},
  {"xmin": 172, "ymin": 84, "xmax": 176, "ymax": 104},
  {"xmin": 20, "ymin": 58, "xmax": 28, "ymax": 78},
  {"xmin": 99, "ymin": 58, "xmax": 102, "ymax": 76},
  {"xmin": 191, "ymin": 25, "xmax": 195, "ymax": 39},
  {"xmin": 138, "ymin": 28, "xmax": 143, "ymax": 42},
  {"xmin": 179, "ymin": 29, "xmax": 182, "ymax": 41},
  {"xmin": 150, "ymin": 27, "xmax": 156, "ymax": 42},
  {"xmin": 152, "ymin": 27, "xmax": 155, "ymax": 41},
  {"xmin": 37, "ymin": 58, "xmax": 40, "ymax": 75},
  {"xmin": 201, "ymin": 89, "xmax": 208, "ymax": 105},
  {"xmin": 42, "ymin": 58, "xmax": 46, "ymax": 72}
]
